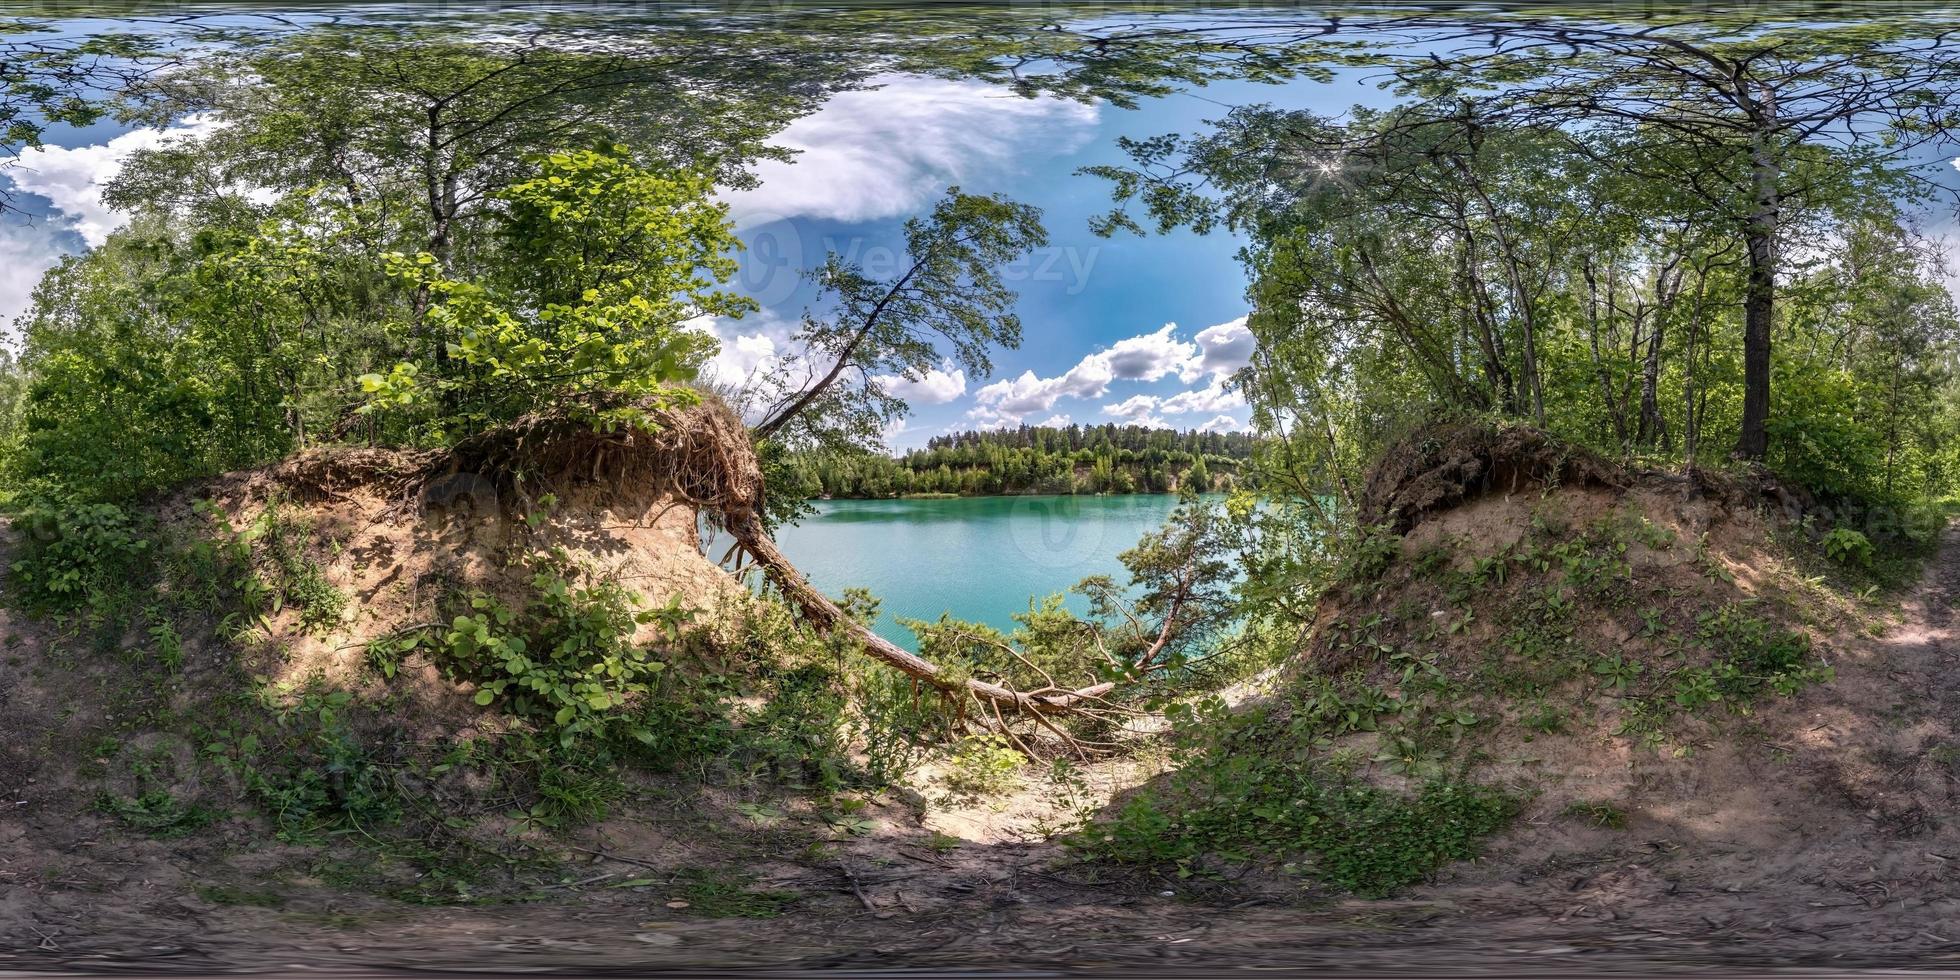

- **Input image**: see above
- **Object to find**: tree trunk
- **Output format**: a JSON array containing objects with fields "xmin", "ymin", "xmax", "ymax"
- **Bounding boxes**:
[
  {"xmin": 726, "ymin": 512, "xmax": 1113, "ymax": 715},
  {"xmin": 1636, "ymin": 316, "xmax": 1667, "ymax": 449},
  {"xmin": 1734, "ymin": 133, "xmax": 1779, "ymax": 461},
  {"xmin": 1582, "ymin": 258, "xmax": 1630, "ymax": 447}
]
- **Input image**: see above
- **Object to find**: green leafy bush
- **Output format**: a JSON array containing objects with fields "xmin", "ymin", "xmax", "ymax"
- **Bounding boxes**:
[
  {"xmin": 1820, "ymin": 526, "xmax": 1875, "ymax": 569},
  {"xmin": 203, "ymin": 689, "xmax": 402, "ymax": 842},
  {"xmin": 6, "ymin": 498, "xmax": 152, "ymax": 611},
  {"xmin": 1079, "ymin": 751, "xmax": 1515, "ymax": 897},
  {"xmin": 943, "ymin": 735, "xmax": 1026, "ymax": 796},
  {"xmin": 360, "ymin": 147, "xmax": 748, "ymax": 442},
  {"xmin": 1074, "ymin": 697, "xmax": 1516, "ymax": 897},
  {"xmin": 436, "ymin": 550, "xmax": 685, "ymax": 746}
]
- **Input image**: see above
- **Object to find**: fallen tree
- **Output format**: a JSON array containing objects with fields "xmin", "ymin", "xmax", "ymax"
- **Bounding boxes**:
[{"xmin": 318, "ymin": 398, "xmax": 1120, "ymax": 720}]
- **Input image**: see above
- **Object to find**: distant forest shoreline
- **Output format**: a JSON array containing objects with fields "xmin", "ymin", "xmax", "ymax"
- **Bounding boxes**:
[{"xmin": 784, "ymin": 424, "xmax": 1257, "ymax": 499}]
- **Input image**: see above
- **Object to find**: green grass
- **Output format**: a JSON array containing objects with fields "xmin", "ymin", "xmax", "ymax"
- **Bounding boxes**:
[
  {"xmin": 666, "ymin": 868, "xmax": 798, "ymax": 918},
  {"xmin": 1563, "ymin": 800, "xmax": 1628, "ymax": 829},
  {"xmin": 97, "ymin": 790, "xmax": 219, "ymax": 838}
]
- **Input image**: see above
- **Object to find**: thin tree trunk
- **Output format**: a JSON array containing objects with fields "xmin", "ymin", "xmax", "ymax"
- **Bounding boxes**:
[
  {"xmin": 727, "ymin": 512, "xmax": 1113, "ymax": 714},
  {"xmin": 1582, "ymin": 258, "xmax": 1630, "ymax": 447},
  {"xmin": 752, "ymin": 262, "xmax": 924, "ymax": 442},
  {"xmin": 1734, "ymin": 130, "xmax": 1780, "ymax": 461}
]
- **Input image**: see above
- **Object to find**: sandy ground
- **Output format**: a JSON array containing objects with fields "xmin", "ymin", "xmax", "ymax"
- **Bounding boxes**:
[{"xmin": 3, "ymin": 522, "xmax": 1959, "ymax": 976}]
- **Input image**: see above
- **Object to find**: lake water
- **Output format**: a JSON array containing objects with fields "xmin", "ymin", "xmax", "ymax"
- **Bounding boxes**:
[{"xmin": 717, "ymin": 495, "xmax": 1197, "ymax": 648}]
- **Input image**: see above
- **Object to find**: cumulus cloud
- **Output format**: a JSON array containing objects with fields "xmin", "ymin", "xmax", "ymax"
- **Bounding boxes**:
[
  {"xmin": 1103, "ymin": 323, "xmax": 1197, "ymax": 384},
  {"xmin": 682, "ymin": 312, "xmax": 797, "ymax": 392},
  {"xmin": 3, "ymin": 115, "xmax": 224, "ymax": 247},
  {"xmin": 1038, "ymin": 414, "xmax": 1072, "ymax": 427},
  {"xmin": 1101, "ymin": 393, "xmax": 1171, "ymax": 428},
  {"xmin": 0, "ymin": 219, "xmax": 84, "ymax": 337},
  {"xmin": 724, "ymin": 76, "xmax": 1099, "ymax": 224},
  {"xmin": 967, "ymin": 317, "xmax": 1252, "ymax": 426},
  {"xmin": 875, "ymin": 361, "xmax": 966, "ymax": 405},
  {"xmin": 0, "ymin": 116, "xmax": 230, "ymax": 330},
  {"xmin": 1196, "ymin": 413, "xmax": 1246, "ymax": 433},
  {"xmin": 969, "ymin": 356, "xmax": 1111, "ymax": 423},
  {"xmin": 1189, "ymin": 315, "xmax": 1254, "ymax": 380},
  {"xmin": 1160, "ymin": 378, "xmax": 1246, "ymax": 416},
  {"xmin": 1102, "ymin": 393, "xmax": 1161, "ymax": 421}
]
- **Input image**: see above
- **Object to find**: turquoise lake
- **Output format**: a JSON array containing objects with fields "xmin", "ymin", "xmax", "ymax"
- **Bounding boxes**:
[{"xmin": 716, "ymin": 495, "xmax": 1201, "ymax": 648}]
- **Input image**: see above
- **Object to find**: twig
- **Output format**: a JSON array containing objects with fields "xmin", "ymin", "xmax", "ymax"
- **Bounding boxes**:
[
  {"xmin": 559, "ymin": 843, "xmax": 663, "ymax": 870},
  {"xmin": 543, "ymin": 871, "xmax": 617, "ymax": 890},
  {"xmin": 839, "ymin": 863, "xmax": 877, "ymax": 911}
]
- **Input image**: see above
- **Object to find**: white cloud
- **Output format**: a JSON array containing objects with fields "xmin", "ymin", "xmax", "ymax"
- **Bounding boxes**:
[
  {"xmin": 1196, "ymin": 413, "xmax": 1246, "ymax": 433},
  {"xmin": 1160, "ymin": 378, "xmax": 1245, "ymax": 416},
  {"xmin": 682, "ymin": 312, "xmax": 794, "ymax": 391},
  {"xmin": 1105, "ymin": 323, "xmax": 1197, "ymax": 383},
  {"xmin": 1038, "ymin": 414, "xmax": 1072, "ymax": 427},
  {"xmin": 875, "ymin": 361, "xmax": 966, "ymax": 404},
  {"xmin": 713, "ymin": 332, "xmax": 780, "ymax": 382},
  {"xmin": 724, "ymin": 76, "xmax": 1099, "ymax": 224},
  {"xmin": 0, "ymin": 219, "xmax": 82, "ymax": 337},
  {"xmin": 0, "ymin": 116, "xmax": 231, "ymax": 330},
  {"xmin": 1100, "ymin": 393, "xmax": 1170, "ymax": 428},
  {"xmin": 1189, "ymin": 315, "xmax": 1254, "ymax": 380},
  {"xmin": 1102, "ymin": 393, "xmax": 1161, "ymax": 421},
  {"xmin": 972, "ymin": 371, "xmax": 1055, "ymax": 418},
  {"xmin": 967, "ymin": 317, "xmax": 1253, "ymax": 426},
  {"xmin": 966, "ymin": 412, "xmax": 1018, "ymax": 432},
  {"xmin": 3, "ymin": 115, "xmax": 224, "ymax": 247},
  {"xmin": 972, "ymin": 365, "xmax": 1084, "ymax": 421}
]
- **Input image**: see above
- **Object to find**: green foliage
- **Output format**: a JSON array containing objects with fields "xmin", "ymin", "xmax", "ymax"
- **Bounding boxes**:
[
  {"xmin": 1563, "ymin": 801, "xmax": 1628, "ymax": 830},
  {"xmin": 97, "ymin": 790, "xmax": 219, "ymax": 838},
  {"xmin": 1077, "ymin": 722, "xmax": 1516, "ymax": 897},
  {"xmin": 666, "ymin": 869, "xmax": 798, "ymax": 919},
  {"xmin": 1087, "ymin": 82, "xmax": 1960, "ymax": 512},
  {"xmin": 1694, "ymin": 604, "xmax": 1831, "ymax": 703},
  {"xmin": 749, "ymin": 188, "xmax": 1046, "ymax": 451},
  {"xmin": 943, "ymin": 735, "xmax": 1026, "ymax": 797},
  {"xmin": 1336, "ymin": 525, "xmax": 1402, "ymax": 587},
  {"xmin": 1821, "ymin": 527, "xmax": 1875, "ymax": 569},
  {"xmin": 792, "ymin": 424, "xmax": 1254, "ymax": 499},
  {"xmin": 204, "ymin": 688, "xmax": 403, "ymax": 842},
  {"xmin": 4, "ymin": 204, "xmax": 384, "ymax": 503},
  {"xmin": 363, "ymin": 147, "xmax": 747, "ymax": 440},
  {"xmin": 248, "ymin": 498, "xmax": 348, "ymax": 633},
  {"xmin": 434, "ymin": 550, "xmax": 683, "ymax": 747},
  {"xmin": 516, "ymin": 755, "xmax": 627, "ymax": 832},
  {"xmin": 6, "ymin": 498, "xmax": 151, "ymax": 611}
]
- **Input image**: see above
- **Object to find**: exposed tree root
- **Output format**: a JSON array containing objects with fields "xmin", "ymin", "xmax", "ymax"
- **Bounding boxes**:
[
  {"xmin": 1360, "ymin": 420, "xmax": 1628, "ymax": 533},
  {"xmin": 279, "ymin": 394, "xmax": 1123, "ymax": 724}
]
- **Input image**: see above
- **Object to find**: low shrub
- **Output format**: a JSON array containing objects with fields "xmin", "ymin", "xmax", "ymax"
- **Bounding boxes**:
[{"xmin": 1820, "ymin": 526, "xmax": 1875, "ymax": 569}]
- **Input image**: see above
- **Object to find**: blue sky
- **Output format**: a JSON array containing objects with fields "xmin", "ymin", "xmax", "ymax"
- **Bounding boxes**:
[
  {"xmin": 0, "ymin": 55, "xmax": 1395, "ymax": 450},
  {"xmin": 3, "ymin": 34, "xmax": 1953, "ymax": 451},
  {"xmin": 694, "ymin": 71, "xmax": 1409, "ymax": 448}
]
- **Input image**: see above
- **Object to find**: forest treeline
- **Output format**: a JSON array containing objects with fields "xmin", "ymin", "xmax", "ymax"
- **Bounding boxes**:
[{"xmin": 786, "ymin": 424, "xmax": 1255, "ymax": 497}]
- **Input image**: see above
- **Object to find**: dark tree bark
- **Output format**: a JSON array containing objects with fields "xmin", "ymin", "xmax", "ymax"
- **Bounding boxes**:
[{"xmin": 1735, "ymin": 140, "xmax": 1780, "ymax": 460}]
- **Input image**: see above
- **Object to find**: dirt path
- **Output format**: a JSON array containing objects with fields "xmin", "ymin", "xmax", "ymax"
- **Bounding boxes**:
[{"xmin": 5, "ymin": 525, "xmax": 1960, "ymax": 975}]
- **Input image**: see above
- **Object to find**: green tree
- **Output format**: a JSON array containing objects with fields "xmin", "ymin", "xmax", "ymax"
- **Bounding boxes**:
[
  {"xmin": 361, "ymin": 147, "xmax": 750, "ymax": 439},
  {"xmin": 750, "ymin": 189, "xmax": 1047, "ymax": 449},
  {"xmin": 1186, "ymin": 455, "xmax": 1211, "ymax": 493}
]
